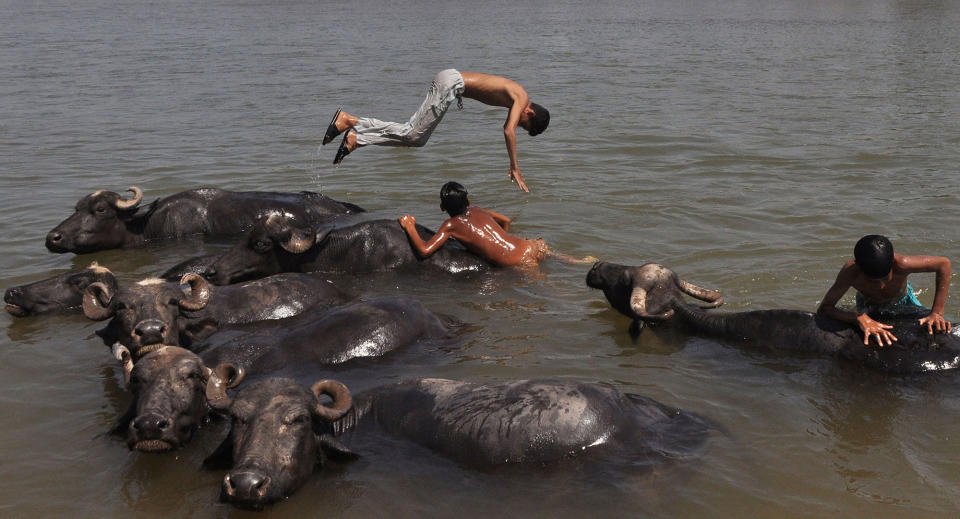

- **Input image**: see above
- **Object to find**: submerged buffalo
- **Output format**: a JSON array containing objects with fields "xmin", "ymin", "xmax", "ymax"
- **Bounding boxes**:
[
  {"xmin": 86, "ymin": 273, "xmax": 350, "ymax": 355},
  {"xmin": 110, "ymin": 297, "xmax": 457, "ymax": 452},
  {"xmin": 45, "ymin": 187, "xmax": 364, "ymax": 254},
  {"xmin": 587, "ymin": 261, "xmax": 960, "ymax": 373},
  {"xmin": 203, "ymin": 376, "xmax": 714, "ymax": 509},
  {"xmin": 4, "ymin": 262, "xmax": 117, "ymax": 317},
  {"xmin": 203, "ymin": 215, "xmax": 489, "ymax": 285}
]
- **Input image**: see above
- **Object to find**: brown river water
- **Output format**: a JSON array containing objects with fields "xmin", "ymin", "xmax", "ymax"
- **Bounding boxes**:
[{"xmin": 2, "ymin": 0, "xmax": 960, "ymax": 517}]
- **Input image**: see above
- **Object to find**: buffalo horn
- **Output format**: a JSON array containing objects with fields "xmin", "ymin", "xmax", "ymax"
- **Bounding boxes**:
[
  {"xmin": 280, "ymin": 227, "xmax": 315, "ymax": 254},
  {"xmin": 82, "ymin": 282, "xmax": 115, "ymax": 321},
  {"xmin": 112, "ymin": 343, "xmax": 134, "ymax": 386},
  {"xmin": 629, "ymin": 286, "xmax": 675, "ymax": 321},
  {"xmin": 311, "ymin": 380, "xmax": 352, "ymax": 422},
  {"xmin": 178, "ymin": 273, "xmax": 212, "ymax": 310},
  {"xmin": 264, "ymin": 213, "xmax": 315, "ymax": 253},
  {"xmin": 205, "ymin": 362, "xmax": 245, "ymax": 412},
  {"xmin": 113, "ymin": 186, "xmax": 143, "ymax": 210},
  {"xmin": 676, "ymin": 279, "xmax": 724, "ymax": 309}
]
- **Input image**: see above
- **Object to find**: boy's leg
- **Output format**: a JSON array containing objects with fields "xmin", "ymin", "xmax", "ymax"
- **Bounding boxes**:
[{"xmin": 354, "ymin": 69, "xmax": 464, "ymax": 147}]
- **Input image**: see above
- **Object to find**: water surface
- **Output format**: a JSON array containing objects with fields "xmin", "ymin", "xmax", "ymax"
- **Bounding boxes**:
[{"xmin": 2, "ymin": 1, "xmax": 960, "ymax": 517}]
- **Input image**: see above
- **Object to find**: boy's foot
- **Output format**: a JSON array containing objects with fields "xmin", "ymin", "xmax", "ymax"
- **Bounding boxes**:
[
  {"xmin": 333, "ymin": 131, "xmax": 357, "ymax": 165},
  {"xmin": 322, "ymin": 110, "xmax": 358, "ymax": 145}
]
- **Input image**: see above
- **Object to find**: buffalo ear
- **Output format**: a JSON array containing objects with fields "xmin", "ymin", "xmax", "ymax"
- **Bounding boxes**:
[
  {"xmin": 629, "ymin": 319, "xmax": 645, "ymax": 343},
  {"xmin": 318, "ymin": 434, "xmax": 358, "ymax": 463},
  {"xmin": 203, "ymin": 434, "xmax": 235, "ymax": 470}
]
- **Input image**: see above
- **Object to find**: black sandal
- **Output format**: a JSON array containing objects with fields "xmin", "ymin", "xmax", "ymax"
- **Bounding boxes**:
[
  {"xmin": 322, "ymin": 107, "xmax": 343, "ymax": 145},
  {"xmin": 333, "ymin": 130, "xmax": 354, "ymax": 165}
]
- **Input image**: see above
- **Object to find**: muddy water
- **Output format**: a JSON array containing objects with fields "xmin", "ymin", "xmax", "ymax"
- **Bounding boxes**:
[{"xmin": 2, "ymin": 0, "xmax": 960, "ymax": 517}]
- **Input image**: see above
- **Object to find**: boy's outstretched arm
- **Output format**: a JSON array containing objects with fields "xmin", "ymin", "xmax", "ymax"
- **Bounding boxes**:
[
  {"xmin": 817, "ymin": 264, "xmax": 898, "ymax": 347},
  {"xmin": 398, "ymin": 215, "xmax": 452, "ymax": 258},
  {"xmin": 900, "ymin": 255, "xmax": 952, "ymax": 333}
]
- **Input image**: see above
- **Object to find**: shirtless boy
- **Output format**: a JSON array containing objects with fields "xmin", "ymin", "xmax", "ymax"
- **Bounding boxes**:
[
  {"xmin": 817, "ymin": 234, "xmax": 952, "ymax": 347},
  {"xmin": 322, "ymin": 70, "xmax": 550, "ymax": 193},
  {"xmin": 398, "ymin": 182, "xmax": 586, "ymax": 269}
]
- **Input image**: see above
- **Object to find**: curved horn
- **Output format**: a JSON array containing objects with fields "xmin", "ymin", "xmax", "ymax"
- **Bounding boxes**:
[
  {"xmin": 676, "ymin": 279, "xmax": 724, "ymax": 309},
  {"xmin": 311, "ymin": 379, "xmax": 352, "ymax": 422},
  {"xmin": 82, "ymin": 282, "xmax": 115, "ymax": 321},
  {"xmin": 629, "ymin": 286, "xmax": 675, "ymax": 321},
  {"xmin": 178, "ymin": 273, "xmax": 212, "ymax": 310},
  {"xmin": 113, "ymin": 186, "xmax": 143, "ymax": 210},
  {"xmin": 280, "ymin": 227, "xmax": 315, "ymax": 254},
  {"xmin": 264, "ymin": 213, "xmax": 315, "ymax": 253},
  {"xmin": 112, "ymin": 343, "xmax": 134, "ymax": 386},
  {"xmin": 205, "ymin": 362, "xmax": 244, "ymax": 413}
]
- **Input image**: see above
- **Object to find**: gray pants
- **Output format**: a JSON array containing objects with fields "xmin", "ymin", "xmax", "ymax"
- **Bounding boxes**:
[{"xmin": 353, "ymin": 69, "xmax": 465, "ymax": 147}]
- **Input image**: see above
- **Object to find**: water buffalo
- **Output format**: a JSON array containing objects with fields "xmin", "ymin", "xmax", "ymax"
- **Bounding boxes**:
[
  {"xmin": 203, "ymin": 376, "xmax": 713, "ymax": 509},
  {"xmin": 587, "ymin": 261, "xmax": 960, "ymax": 373},
  {"xmin": 3, "ymin": 262, "xmax": 117, "ymax": 317},
  {"xmin": 111, "ymin": 297, "xmax": 457, "ymax": 453},
  {"xmin": 203, "ymin": 214, "xmax": 489, "ymax": 285},
  {"xmin": 86, "ymin": 273, "xmax": 350, "ymax": 355},
  {"xmin": 45, "ymin": 187, "xmax": 364, "ymax": 254}
]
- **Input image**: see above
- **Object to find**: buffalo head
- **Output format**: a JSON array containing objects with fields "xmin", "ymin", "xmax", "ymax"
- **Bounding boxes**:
[
  {"xmin": 46, "ymin": 187, "xmax": 143, "ymax": 253},
  {"xmin": 112, "ymin": 345, "xmax": 242, "ymax": 452},
  {"xmin": 204, "ymin": 376, "xmax": 355, "ymax": 510},
  {"xmin": 84, "ymin": 274, "xmax": 213, "ymax": 355},
  {"xmin": 4, "ymin": 262, "xmax": 117, "ymax": 316},
  {"xmin": 204, "ymin": 214, "xmax": 315, "ymax": 285},
  {"xmin": 587, "ymin": 262, "xmax": 723, "ymax": 337}
]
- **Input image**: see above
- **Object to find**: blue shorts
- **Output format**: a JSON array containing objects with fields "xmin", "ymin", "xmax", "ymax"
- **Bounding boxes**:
[{"xmin": 856, "ymin": 281, "xmax": 929, "ymax": 319}]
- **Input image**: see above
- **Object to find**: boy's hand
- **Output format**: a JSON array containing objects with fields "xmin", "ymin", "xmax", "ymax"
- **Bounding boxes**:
[
  {"xmin": 508, "ymin": 167, "xmax": 529, "ymax": 193},
  {"xmin": 857, "ymin": 313, "xmax": 898, "ymax": 347},
  {"xmin": 398, "ymin": 215, "xmax": 416, "ymax": 230},
  {"xmin": 919, "ymin": 312, "xmax": 952, "ymax": 334}
]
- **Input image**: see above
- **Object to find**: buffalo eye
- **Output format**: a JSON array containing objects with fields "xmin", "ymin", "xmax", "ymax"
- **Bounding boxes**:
[
  {"xmin": 253, "ymin": 240, "xmax": 272, "ymax": 253},
  {"xmin": 94, "ymin": 204, "xmax": 107, "ymax": 214},
  {"xmin": 285, "ymin": 414, "xmax": 310, "ymax": 426}
]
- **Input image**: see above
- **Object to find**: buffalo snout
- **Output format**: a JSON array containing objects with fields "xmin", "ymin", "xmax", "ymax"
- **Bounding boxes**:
[
  {"xmin": 222, "ymin": 470, "xmax": 272, "ymax": 507},
  {"xmin": 128, "ymin": 412, "xmax": 176, "ymax": 452},
  {"xmin": 586, "ymin": 261, "xmax": 616, "ymax": 289},
  {"xmin": 45, "ymin": 231, "xmax": 67, "ymax": 253},
  {"xmin": 134, "ymin": 319, "xmax": 168, "ymax": 345}
]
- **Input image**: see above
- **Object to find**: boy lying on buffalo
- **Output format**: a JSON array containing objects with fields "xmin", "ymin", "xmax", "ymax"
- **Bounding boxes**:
[
  {"xmin": 398, "ymin": 182, "xmax": 593, "ymax": 269},
  {"xmin": 817, "ymin": 234, "xmax": 952, "ymax": 347}
]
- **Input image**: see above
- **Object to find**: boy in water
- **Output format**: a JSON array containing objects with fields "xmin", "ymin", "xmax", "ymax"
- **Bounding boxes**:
[
  {"xmin": 817, "ymin": 234, "xmax": 952, "ymax": 347},
  {"xmin": 398, "ymin": 182, "xmax": 590, "ymax": 269},
  {"xmin": 322, "ymin": 70, "xmax": 549, "ymax": 193}
]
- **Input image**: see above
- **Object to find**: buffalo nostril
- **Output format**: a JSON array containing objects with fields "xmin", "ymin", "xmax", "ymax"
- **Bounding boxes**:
[
  {"xmin": 228, "ymin": 471, "xmax": 270, "ymax": 497},
  {"xmin": 224, "ymin": 474, "xmax": 236, "ymax": 495},
  {"xmin": 132, "ymin": 413, "xmax": 170, "ymax": 437},
  {"xmin": 48, "ymin": 232, "xmax": 62, "ymax": 243},
  {"xmin": 135, "ymin": 321, "xmax": 167, "ymax": 340}
]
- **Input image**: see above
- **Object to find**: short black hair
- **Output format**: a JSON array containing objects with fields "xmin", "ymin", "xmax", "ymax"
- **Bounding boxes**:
[
  {"xmin": 854, "ymin": 234, "xmax": 894, "ymax": 278},
  {"xmin": 527, "ymin": 102, "xmax": 550, "ymax": 136},
  {"xmin": 440, "ymin": 181, "xmax": 469, "ymax": 216}
]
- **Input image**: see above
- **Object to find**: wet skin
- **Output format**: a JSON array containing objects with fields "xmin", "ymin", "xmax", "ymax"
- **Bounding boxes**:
[{"xmin": 398, "ymin": 207, "xmax": 543, "ymax": 268}]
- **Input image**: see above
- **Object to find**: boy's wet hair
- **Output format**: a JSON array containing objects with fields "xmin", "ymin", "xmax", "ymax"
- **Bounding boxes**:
[
  {"xmin": 528, "ymin": 103, "xmax": 550, "ymax": 136},
  {"xmin": 440, "ymin": 181, "xmax": 469, "ymax": 216},
  {"xmin": 854, "ymin": 235, "xmax": 894, "ymax": 278}
]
